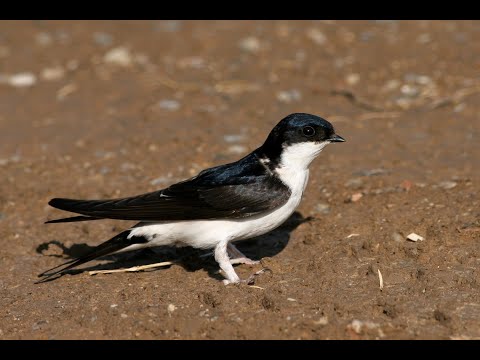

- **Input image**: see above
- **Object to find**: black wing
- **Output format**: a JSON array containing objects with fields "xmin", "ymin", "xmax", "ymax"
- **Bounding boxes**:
[{"xmin": 47, "ymin": 152, "xmax": 290, "ymax": 222}]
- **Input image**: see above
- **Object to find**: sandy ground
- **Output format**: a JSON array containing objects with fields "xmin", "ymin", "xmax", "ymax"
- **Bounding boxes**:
[{"xmin": 0, "ymin": 20, "xmax": 479, "ymax": 339}]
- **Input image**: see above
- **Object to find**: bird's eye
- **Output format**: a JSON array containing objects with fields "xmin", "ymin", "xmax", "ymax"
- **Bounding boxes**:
[{"xmin": 302, "ymin": 126, "xmax": 316, "ymax": 137}]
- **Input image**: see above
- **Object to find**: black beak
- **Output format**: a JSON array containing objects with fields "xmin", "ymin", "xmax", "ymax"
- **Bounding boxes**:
[{"xmin": 329, "ymin": 134, "xmax": 345, "ymax": 143}]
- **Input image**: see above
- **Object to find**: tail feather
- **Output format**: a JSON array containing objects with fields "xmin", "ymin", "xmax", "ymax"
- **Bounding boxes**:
[
  {"xmin": 45, "ymin": 215, "xmax": 103, "ymax": 224},
  {"xmin": 36, "ymin": 231, "xmax": 148, "ymax": 283}
]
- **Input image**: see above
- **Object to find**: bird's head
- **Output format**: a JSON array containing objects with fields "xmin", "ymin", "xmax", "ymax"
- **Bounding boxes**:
[{"xmin": 259, "ymin": 113, "xmax": 345, "ymax": 170}]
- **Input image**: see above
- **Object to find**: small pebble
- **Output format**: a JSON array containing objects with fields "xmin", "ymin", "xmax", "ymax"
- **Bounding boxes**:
[
  {"xmin": 66, "ymin": 60, "xmax": 80, "ymax": 71},
  {"xmin": 104, "ymin": 47, "xmax": 133, "ymax": 67},
  {"xmin": 295, "ymin": 51, "xmax": 306, "ymax": 62},
  {"xmin": 227, "ymin": 145, "xmax": 247, "ymax": 154},
  {"xmin": 120, "ymin": 313, "xmax": 128, "ymax": 319},
  {"xmin": 417, "ymin": 33, "xmax": 431, "ymax": 44},
  {"xmin": 148, "ymin": 144, "xmax": 158, "ymax": 152},
  {"xmin": 344, "ymin": 178, "xmax": 364, "ymax": 189},
  {"xmin": 223, "ymin": 134, "xmax": 245, "ymax": 143},
  {"xmin": 157, "ymin": 99, "xmax": 180, "ymax": 111},
  {"xmin": 99, "ymin": 166, "xmax": 110, "ymax": 175},
  {"xmin": 349, "ymin": 320, "xmax": 363, "ymax": 334},
  {"xmin": 416, "ymin": 75, "xmax": 432, "ymax": 85},
  {"xmin": 276, "ymin": 89, "xmax": 302, "ymax": 103},
  {"xmin": 8, "ymin": 73, "xmax": 37, "ymax": 87},
  {"xmin": 239, "ymin": 36, "xmax": 261, "ymax": 53},
  {"xmin": 400, "ymin": 84, "xmax": 419, "ymax": 97},
  {"xmin": 438, "ymin": 181, "xmax": 457, "ymax": 190},
  {"xmin": 120, "ymin": 162, "xmax": 136, "ymax": 171},
  {"xmin": 306, "ymin": 28, "xmax": 327, "ymax": 45},
  {"xmin": 383, "ymin": 79, "xmax": 401, "ymax": 91},
  {"xmin": 56, "ymin": 83, "xmax": 77, "ymax": 100},
  {"xmin": 32, "ymin": 320, "xmax": 47, "ymax": 331},
  {"xmin": 350, "ymin": 193, "xmax": 363, "ymax": 202},
  {"xmin": 214, "ymin": 81, "xmax": 260, "ymax": 95},
  {"xmin": 400, "ymin": 179, "xmax": 413, "ymax": 191},
  {"xmin": 348, "ymin": 319, "xmax": 380, "ymax": 334},
  {"xmin": 345, "ymin": 73, "xmax": 360, "ymax": 86},
  {"xmin": 150, "ymin": 176, "xmax": 172, "ymax": 186},
  {"xmin": 10, "ymin": 154, "xmax": 21, "ymax": 163},
  {"xmin": 406, "ymin": 233, "xmax": 424, "ymax": 242},
  {"xmin": 40, "ymin": 66, "xmax": 65, "ymax": 81},
  {"xmin": 167, "ymin": 304, "xmax": 177, "ymax": 313},
  {"xmin": 93, "ymin": 32, "xmax": 113, "ymax": 47},
  {"xmin": 177, "ymin": 56, "xmax": 205, "ymax": 69},
  {"xmin": 395, "ymin": 97, "xmax": 413, "ymax": 109},
  {"xmin": 313, "ymin": 316, "xmax": 329, "ymax": 326},
  {"xmin": 315, "ymin": 203, "xmax": 331, "ymax": 214},
  {"xmin": 454, "ymin": 103, "xmax": 466, "ymax": 113},
  {"xmin": 35, "ymin": 32, "xmax": 53, "ymax": 46}
]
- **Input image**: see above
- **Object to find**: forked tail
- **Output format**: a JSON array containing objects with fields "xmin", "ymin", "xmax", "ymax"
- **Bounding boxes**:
[{"xmin": 36, "ymin": 231, "xmax": 147, "ymax": 283}]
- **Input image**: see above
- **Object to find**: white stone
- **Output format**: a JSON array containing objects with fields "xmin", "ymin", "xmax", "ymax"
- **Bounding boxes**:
[
  {"xmin": 41, "ymin": 66, "xmax": 65, "ymax": 81},
  {"xmin": 406, "ymin": 233, "xmax": 424, "ymax": 242},
  {"xmin": 167, "ymin": 304, "xmax": 177, "ymax": 313},
  {"xmin": 8, "ymin": 73, "xmax": 37, "ymax": 87},
  {"xmin": 307, "ymin": 28, "xmax": 327, "ymax": 45},
  {"xmin": 239, "ymin": 36, "xmax": 261, "ymax": 53},
  {"xmin": 346, "ymin": 73, "xmax": 360, "ymax": 86},
  {"xmin": 104, "ymin": 47, "xmax": 133, "ymax": 67},
  {"xmin": 276, "ymin": 89, "xmax": 302, "ymax": 103},
  {"xmin": 158, "ymin": 99, "xmax": 180, "ymax": 111}
]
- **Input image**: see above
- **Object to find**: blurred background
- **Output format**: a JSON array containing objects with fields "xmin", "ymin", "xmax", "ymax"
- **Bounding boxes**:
[{"xmin": 0, "ymin": 21, "xmax": 479, "ymax": 339}]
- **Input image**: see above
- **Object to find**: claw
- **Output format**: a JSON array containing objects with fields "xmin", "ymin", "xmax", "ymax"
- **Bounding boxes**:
[
  {"xmin": 246, "ymin": 268, "xmax": 272, "ymax": 285},
  {"xmin": 222, "ymin": 268, "xmax": 272, "ymax": 286}
]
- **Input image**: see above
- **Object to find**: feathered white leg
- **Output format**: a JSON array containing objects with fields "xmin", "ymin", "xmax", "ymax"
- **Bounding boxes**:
[{"xmin": 215, "ymin": 241, "xmax": 240, "ymax": 285}]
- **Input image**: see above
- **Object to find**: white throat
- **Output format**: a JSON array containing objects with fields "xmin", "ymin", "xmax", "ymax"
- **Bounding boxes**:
[
  {"xmin": 274, "ymin": 141, "xmax": 328, "ymax": 191},
  {"xmin": 279, "ymin": 141, "xmax": 328, "ymax": 171}
]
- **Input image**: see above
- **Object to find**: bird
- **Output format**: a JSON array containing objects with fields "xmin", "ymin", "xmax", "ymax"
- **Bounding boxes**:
[{"xmin": 39, "ymin": 113, "xmax": 345, "ymax": 284}]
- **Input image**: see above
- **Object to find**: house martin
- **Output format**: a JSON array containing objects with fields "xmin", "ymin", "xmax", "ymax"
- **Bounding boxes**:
[{"xmin": 39, "ymin": 113, "xmax": 345, "ymax": 284}]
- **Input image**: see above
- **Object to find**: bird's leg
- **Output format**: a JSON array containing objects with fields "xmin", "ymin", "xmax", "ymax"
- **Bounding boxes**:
[
  {"xmin": 227, "ymin": 243, "xmax": 260, "ymax": 265},
  {"xmin": 215, "ymin": 241, "xmax": 240, "ymax": 285}
]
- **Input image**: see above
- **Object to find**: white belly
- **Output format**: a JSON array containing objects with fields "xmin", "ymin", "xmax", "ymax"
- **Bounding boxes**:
[{"xmin": 128, "ymin": 169, "xmax": 310, "ymax": 250}]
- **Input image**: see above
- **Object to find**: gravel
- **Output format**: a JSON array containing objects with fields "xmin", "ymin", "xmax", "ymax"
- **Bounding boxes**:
[
  {"xmin": 276, "ymin": 89, "xmax": 302, "ymax": 103},
  {"xmin": 157, "ymin": 99, "xmax": 181, "ymax": 111},
  {"xmin": 104, "ymin": 47, "xmax": 133, "ymax": 67},
  {"xmin": 7, "ymin": 72, "xmax": 37, "ymax": 87}
]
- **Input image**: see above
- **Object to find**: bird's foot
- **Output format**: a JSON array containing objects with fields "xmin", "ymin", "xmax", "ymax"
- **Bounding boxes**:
[
  {"xmin": 222, "ymin": 278, "xmax": 240, "ymax": 285},
  {"xmin": 227, "ymin": 243, "xmax": 259, "ymax": 265},
  {"xmin": 229, "ymin": 257, "xmax": 260, "ymax": 265},
  {"xmin": 245, "ymin": 268, "xmax": 271, "ymax": 285},
  {"xmin": 222, "ymin": 268, "xmax": 272, "ymax": 286}
]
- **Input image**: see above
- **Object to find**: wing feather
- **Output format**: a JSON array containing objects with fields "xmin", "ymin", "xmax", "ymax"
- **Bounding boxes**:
[{"xmin": 47, "ymin": 153, "xmax": 290, "ymax": 222}]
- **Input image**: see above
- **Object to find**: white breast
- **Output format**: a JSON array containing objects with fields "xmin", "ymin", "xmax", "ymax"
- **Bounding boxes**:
[{"xmin": 128, "ymin": 141, "xmax": 329, "ymax": 250}]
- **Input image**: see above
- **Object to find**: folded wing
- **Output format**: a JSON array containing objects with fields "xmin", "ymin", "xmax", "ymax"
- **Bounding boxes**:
[{"xmin": 47, "ymin": 153, "xmax": 290, "ymax": 222}]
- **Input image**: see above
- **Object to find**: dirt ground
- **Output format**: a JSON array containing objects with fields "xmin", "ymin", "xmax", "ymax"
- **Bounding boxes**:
[{"xmin": 0, "ymin": 20, "xmax": 479, "ymax": 340}]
